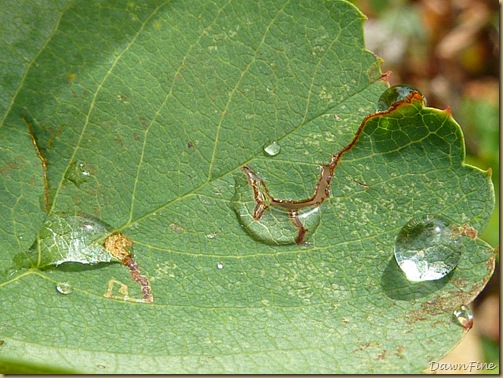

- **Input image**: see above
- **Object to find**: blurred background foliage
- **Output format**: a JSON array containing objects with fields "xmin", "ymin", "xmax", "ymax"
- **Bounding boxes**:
[{"xmin": 350, "ymin": 0, "xmax": 499, "ymax": 373}]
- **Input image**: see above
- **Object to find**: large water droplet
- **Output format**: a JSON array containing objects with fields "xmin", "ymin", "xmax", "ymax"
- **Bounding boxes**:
[
  {"xmin": 394, "ymin": 214, "xmax": 462, "ymax": 282},
  {"xmin": 22, "ymin": 213, "xmax": 114, "ymax": 268},
  {"xmin": 56, "ymin": 282, "xmax": 73, "ymax": 295},
  {"xmin": 263, "ymin": 141, "xmax": 281, "ymax": 157},
  {"xmin": 377, "ymin": 85, "xmax": 426, "ymax": 111},
  {"xmin": 232, "ymin": 170, "xmax": 321, "ymax": 245},
  {"xmin": 453, "ymin": 304, "xmax": 474, "ymax": 332}
]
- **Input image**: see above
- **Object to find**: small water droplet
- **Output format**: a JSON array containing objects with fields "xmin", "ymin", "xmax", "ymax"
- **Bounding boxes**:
[
  {"xmin": 65, "ymin": 160, "xmax": 92, "ymax": 186},
  {"xmin": 263, "ymin": 141, "xmax": 281, "ymax": 157},
  {"xmin": 206, "ymin": 232, "xmax": 217, "ymax": 239},
  {"xmin": 377, "ymin": 85, "xmax": 426, "ymax": 111},
  {"xmin": 216, "ymin": 262, "xmax": 224, "ymax": 269},
  {"xmin": 394, "ymin": 214, "xmax": 462, "ymax": 282},
  {"xmin": 56, "ymin": 282, "xmax": 73, "ymax": 295},
  {"xmin": 453, "ymin": 304, "xmax": 473, "ymax": 332},
  {"xmin": 77, "ymin": 161, "xmax": 90, "ymax": 176}
]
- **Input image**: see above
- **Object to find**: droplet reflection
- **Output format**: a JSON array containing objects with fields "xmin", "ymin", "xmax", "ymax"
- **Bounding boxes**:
[
  {"xmin": 394, "ymin": 214, "xmax": 462, "ymax": 282},
  {"xmin": 453, "ymin": 304, "xmax": 473, "ymax": 332},
  {"xmin": 64, "ymin": 160, "xmax": 92, "ymax": 187},
  {"xmin": 25, "ymin": 213, "xmax": 114, "ymax": 267},
  {"xmin": 263, "ymin": 141, "xmax": 281, "ymax": 157},
  {"xmin": 231, "ymin": 168, "xmax": 323, "ymax": 245},
  {"xmin": 56, "ymin": 282, "xmax": 73, "ymax": 295}
]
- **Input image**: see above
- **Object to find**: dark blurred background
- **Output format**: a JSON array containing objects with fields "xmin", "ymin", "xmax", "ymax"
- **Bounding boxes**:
[{"xmin": 351, "ymin": 0, "xmax": 499, "ymax": 373}]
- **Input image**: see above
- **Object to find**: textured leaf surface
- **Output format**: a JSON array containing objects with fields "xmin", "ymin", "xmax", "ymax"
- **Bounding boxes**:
[{"xmin": 0, "ymin": 0, "xmax": 495, "ymax": 373}]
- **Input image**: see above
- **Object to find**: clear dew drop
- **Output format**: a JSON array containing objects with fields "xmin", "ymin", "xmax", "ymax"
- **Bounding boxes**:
[
  {"xmin": 21, "ymin": 213, "xmax": 114, "ymax": 268},
  {"xmin": 77, "ymin": 161, "xmax": 90, "ymax": 176},
  {"xmin": 377, "ymin": 84, "xmax": 426, "ymax": 111},
  {"xmin": 65, "ymin": 160, "xmax": 92, "ymax": 186},
  {"xmin": 206, "ymin": 232, "xmax": 217, "ymax": 239},
  {"xmin": 394, "ymin": 214, "xmax": 462, "ymax": 282},
  {"xmin": 238, "ymin": 205, "xmax": 321, "ymax": 245},
  {"xmin": 216, "ymin": 262, "xmax": 224, "ymax": 269},
  {"xmin": 56, "ymin": 282, "xmax": 73, "ymax": 295},
  {"xmin": 453, "ymin": 304, "xmax": 474, "ymax": 331},
  {"xmin": 231, "ymin": 171, "xmax": 322, "ymax": 245},
  {"xmin": 263, "ymin": 141, "xmax": 281, "ymax": 157}
]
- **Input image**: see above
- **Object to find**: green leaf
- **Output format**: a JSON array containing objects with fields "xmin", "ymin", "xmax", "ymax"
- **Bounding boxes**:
[{"xmin": 0, "ymin": 0, "xmax": 495, "ymax": 373}]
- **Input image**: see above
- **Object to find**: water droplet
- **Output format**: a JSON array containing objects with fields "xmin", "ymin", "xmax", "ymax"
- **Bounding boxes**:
[
  {"xmin": 56, "ymin": 282, "xmax": 73, "ymax": 295},
  {"xmin": 77, "ymin": 161, "xmax": 91, "ymax": 176},
  {"xmin": 377, "ymin": 85, "xmax": 426, "ymax": 111},
  {"xmin": 216, "ymin": 262, "xmax": 224, "ymax": 269},
  {"xmin": 263, "ymin": 141, "xmax": 281, "ymax": 157},
  {"xmin": 65, "ymin": 160, "xmax": 92, "ymax": 186},
  {"xmin": 453, "ymin": 304, "xmax": 473, "ymax": 332},
  {"xmin": 231, "ymin": 169, "xmax": 322, "ymax": 245},
  {"xmin": 394, "ymin": 214, "xmax": 462, "ymax": 282},
  {"xmin": 22, "ymin": 213, "xmax": 114, "ymax": 268}
]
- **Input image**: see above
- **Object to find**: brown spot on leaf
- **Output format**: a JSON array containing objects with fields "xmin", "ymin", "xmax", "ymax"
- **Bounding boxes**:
[
  {"xmin": 377, "ymin": 350, "xmax": 387, "ymax": 360},
  {"xmin": 103, "ymin": 233, "xmax": 153, "ymax": 303},
  {"xmin": 0, "ymin": 161, "xmax": 18, "ymax": 175},
  {"xmin": 452, "ymin": 223, "xmax": 478, "ymax": 239}
]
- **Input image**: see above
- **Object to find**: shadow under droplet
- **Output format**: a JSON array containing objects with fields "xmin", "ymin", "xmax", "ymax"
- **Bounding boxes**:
[
  {"xmin": 47, "ymin": 261, "xmax": 118, "ymax": 272},
  {"xmin": 380, "ymin": 255, "xmax": 450, "ymax": 301}
]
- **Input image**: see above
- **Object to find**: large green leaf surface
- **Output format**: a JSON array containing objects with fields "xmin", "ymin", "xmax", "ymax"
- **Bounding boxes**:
[{"xmin": 0, "ymin": 0, "xmax": 496, "ymax": 373}]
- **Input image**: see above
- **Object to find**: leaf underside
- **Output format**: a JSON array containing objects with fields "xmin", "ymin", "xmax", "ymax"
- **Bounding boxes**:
[{"xmin": 0, "ymin": 0, "xmax": 495, "ymax": 374}]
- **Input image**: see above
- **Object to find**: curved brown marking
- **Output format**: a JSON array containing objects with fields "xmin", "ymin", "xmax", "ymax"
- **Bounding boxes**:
[
  {"xmin": 452, "ymin": 224, "xmax": 478, "ymax": 239},
  {"xmin": 22, "ymin": 115, "xmax": 50, "ymax": 213},
  {"xmin": 243, "ymin": 90, "xmax": 424, "ymax": 244},
  {"xmin": 104, "ymin": 233, "xmax": 153, "ymax": 303},
  {"xmin": 379, "ymin": 70, "xmax": 392, "ymax": 82}
]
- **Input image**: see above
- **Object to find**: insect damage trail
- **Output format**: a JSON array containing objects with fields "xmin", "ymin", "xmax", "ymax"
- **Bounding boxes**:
[
  {"xmin": 242, "ymin": 90, "xmax": 425, "ymax": 244},
  {"xmin": 104, "ymin": 233, "xmax": 153, "ymax": 303},
  {"xmin": 22, "ymin": 115, "xmax": 50, "ymax": 213}
]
